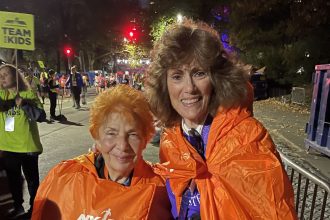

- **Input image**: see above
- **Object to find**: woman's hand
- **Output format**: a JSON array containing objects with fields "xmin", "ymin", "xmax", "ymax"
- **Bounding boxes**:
[{"xmin": 151, "ymin": 161, "xmax": 173, "ymax": 177}]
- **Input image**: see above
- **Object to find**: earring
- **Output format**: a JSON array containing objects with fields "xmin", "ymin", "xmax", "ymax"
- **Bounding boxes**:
[{"xmin": 89, "ymin": 143, "xmax": 98, "ymax": 153}]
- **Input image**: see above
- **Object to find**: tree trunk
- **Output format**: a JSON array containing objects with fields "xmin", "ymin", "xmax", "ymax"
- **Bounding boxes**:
[
  {"xmin": 78, "ymin": 50, "xmax": 83, "ymax": 72},
  {"xmin": 87, "ymin": 51, "xmax": 95, "ymax": 70}
]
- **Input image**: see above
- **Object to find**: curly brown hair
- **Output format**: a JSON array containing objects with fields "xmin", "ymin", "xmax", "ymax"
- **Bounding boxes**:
[
  {"xmin": 0, "ymin": 64, "xmax": 30, "ymax": 91},
  {"xmin": 145, "ymin": 18, "xmax": 249, "ymax": 127},
  {"xmin": 89, "ymin": 85, "xmax": 155, "ymax": 145}
]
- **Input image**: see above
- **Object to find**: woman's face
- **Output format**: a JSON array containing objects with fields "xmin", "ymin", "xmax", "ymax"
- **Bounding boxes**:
[
  {"xmin": 0, "ymin": 67, "xmax": 15, "ymax": 89},
  {"xmin": 95, "ymin": 112, "xmax": 144, "ymax": 180},
  {"xmin": 167, "ymin": 61, "xmax": 212, "ymax": 127}
]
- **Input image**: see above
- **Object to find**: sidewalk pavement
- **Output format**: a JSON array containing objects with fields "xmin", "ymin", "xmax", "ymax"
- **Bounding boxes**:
[
  {"xmin": 253, "ymin": 98, "xmax": 330, "ymax": 181},
  {"xmin": 42, "ymin": 90, "xmax": 92, "ymax": 116}
]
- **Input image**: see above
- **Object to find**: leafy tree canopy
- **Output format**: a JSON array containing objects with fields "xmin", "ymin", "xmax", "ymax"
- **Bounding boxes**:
[
  {"xmin": 150, "ymin": 16, "xmax": 174, "ymax": 42},
  {"xmin": 226, "ymin": 0, "xmax": 330, "ymax": 85}
]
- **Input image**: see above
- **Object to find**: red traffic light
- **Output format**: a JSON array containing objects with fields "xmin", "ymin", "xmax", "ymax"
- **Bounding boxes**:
[
  {"xmin": 124, "ymin": 26, "xmax": 138, "ymax": 43},
  {"xmin": 64, "ymin": 47, "xmax": 72, "ymax": 56}
]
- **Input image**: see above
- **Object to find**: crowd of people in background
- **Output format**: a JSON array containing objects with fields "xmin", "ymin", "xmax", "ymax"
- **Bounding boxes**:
[
  {"xmin": 18, "ymin": 64, "xmax": 145, "ymax": 109},
  {"xmin": 8, "ymin": 62, "xmax": 145, "ymax": 104},
  {"xmin": 94, "ymin": 71, "xmax": 144, "ymax": 95}
]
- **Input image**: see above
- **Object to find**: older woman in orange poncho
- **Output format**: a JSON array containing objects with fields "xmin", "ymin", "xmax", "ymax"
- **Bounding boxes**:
[
  {"xmin": 145, "ymin": 19, "xmax": 297, "ymax": 219},
  {"xmin": 32, "ymin": 85, "xmax": 172, "ymax": 220}
]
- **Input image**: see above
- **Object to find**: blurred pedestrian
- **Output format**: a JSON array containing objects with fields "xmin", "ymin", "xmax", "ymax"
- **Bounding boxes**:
[
  {"xmin": 22, "ymin": 67, "xmax": 41, "ymax": 98},
  {"xmin": 59, "ymin": 74, "xmax": 68, "ymax": 97},
  {"xmin": 98, "ymin": 73, "xmax": 106, "ymax": 93},
  {"xmin": 39, "ymin": 71, "xmax": 48, "ymax": 104},
  {"xmin": 146, "ymin": 19, "xmax": 297, "ymax": 219},
  {"xmin": 108, "ymin": 73, "xmax": 116, "ymax": 88},
  {"xmin": 66, "ymin": 65, "xmax": 83, "ymax": 109},
  {"xmin": 121, "ymin": 73, "xmax": 129, "ymax": 85},
  {"xmin": 133, "ymin": 74, "xmax": 142, "ymax": 91},
  {"xmin": 116, "ymin": 71, "xmax": 123, "ymax": 84},
  {"xmin": 0, "ymin": 64, "xmax": 44, "ymax": 219},
  {"xmin": 94, "ymin": 73, "xmax": 100, "ymax": 94},
  {"xmin": 81, "ymin": 72, "xmax": 88, "ymax": 105},
  {"xmin": 32, "ymin": 85, "xmax": 172, "ymax": 220},
  {"xmin": 48, "ymin": 69, "xmax": 59, "ymax": 120}
]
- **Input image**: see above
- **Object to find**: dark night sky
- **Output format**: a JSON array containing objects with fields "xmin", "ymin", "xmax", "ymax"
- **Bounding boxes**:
[
  {"xmin": 0, "ymin": 0, "xmax": 55, "ymax": 15},
  {"xmin": 0, "ymin": 0, "xmax": 150, "ymax": 43},
  {"xmin": 0, "ymin": 0, "xmax": 148, "ymax": 13}
]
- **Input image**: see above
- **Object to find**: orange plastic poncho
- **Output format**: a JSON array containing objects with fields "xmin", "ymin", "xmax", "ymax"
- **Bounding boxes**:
[
  {"xmin": 32, "ymin": 153, "xmax": 172, "ymax": 220},
  {"xmin": 156, "ymin": 105, "xmax": 297, "ymax": 220}
]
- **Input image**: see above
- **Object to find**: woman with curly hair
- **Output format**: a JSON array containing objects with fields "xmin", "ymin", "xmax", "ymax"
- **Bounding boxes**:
[{"xmin": 145, "ymin": 19, "xmax": 297, "ymax": 219}]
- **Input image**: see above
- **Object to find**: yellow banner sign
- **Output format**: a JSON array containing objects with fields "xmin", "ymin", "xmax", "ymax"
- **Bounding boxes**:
[
  {"xmin": 0, "ymin": 11, "xmax": 34, "ymax": 50},
  {"xmin": 37, "ymin": 60, "xmax": 45, "ymax": 68}
]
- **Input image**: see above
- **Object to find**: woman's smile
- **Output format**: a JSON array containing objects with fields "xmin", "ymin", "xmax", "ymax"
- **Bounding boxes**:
[
  {"xmin": 113, "ymin": 154, "xmax": 135, "ymax": 163},
  {"xmin": 181, "ymin": 97, "xmax": 202, "ymax": 106}
]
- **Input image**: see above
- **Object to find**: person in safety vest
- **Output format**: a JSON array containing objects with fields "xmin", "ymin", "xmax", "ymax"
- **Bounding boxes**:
[
  {"xmin": 48, "ymin": 69, "xmax": 59, "ymax": 121},
  {"xmin": 32, "ymin": 85, "xmax": 173, "ymax": 220},
  {"xmin": 145, "ymin": 18, "xmax": 298, "ymax": 220},
  {"xmin": 22, "ymin": 66, "xmax": 41, "ymax": 98},
  {"xmin": 0, "ymin": 64, "xmax": 44, "ymax": 219}
]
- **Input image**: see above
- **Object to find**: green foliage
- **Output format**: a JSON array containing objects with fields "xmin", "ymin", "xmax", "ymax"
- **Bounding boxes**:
[
  {"xmin": 122, "ymin": 43, "xmax": 148, "ymax": 68},
  {"xmin": 150, "ymin": 16, "xmax": 175, "ymax": 42},
  {"xmin": 148, "ymin": 0, "xmax": 221, "ymax": 43},
  {"xmin": 226, "ymin": 0, "xmax": 330, "ymax": 86}
]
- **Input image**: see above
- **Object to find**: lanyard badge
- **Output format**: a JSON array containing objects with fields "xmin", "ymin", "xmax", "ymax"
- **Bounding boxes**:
[{"xmin": 5, "ymin": 107, "xmax": 15, "ymax": 132}]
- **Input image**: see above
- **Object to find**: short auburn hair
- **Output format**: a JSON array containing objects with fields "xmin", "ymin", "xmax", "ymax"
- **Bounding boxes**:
[{"xmin": 89, "ymin": 85, "xmax": 155, "ymax": 144}]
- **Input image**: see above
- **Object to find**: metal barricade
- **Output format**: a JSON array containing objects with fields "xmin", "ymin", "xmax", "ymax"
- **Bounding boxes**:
[
  {"xmin": 291, "ymin": 87, "xmax": 305, "ymax": 105},
  {"xmin": 280, "ymin": 152, "xmax": 330, "ymax": 220}
]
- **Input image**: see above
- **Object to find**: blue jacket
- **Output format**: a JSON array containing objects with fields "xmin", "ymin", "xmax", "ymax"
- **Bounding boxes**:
[{"xmin": 66, "ymin": 73, "xmax": 83, "ymax": 88}]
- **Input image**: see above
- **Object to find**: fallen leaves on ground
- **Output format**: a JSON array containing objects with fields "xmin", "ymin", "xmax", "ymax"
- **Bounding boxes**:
[{"xmin": 255, "ymin": 98, "xmax": 310, "ymax": 114}]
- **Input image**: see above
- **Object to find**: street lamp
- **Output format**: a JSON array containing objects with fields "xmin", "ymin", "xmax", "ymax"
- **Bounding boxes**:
[
  {"xmin": 305, "ymin": 51, "xmax": 310, "ymax": 58},
  {"xmin": 177, "ymin": 13, "xmax": 183, "ymax": 23}
]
